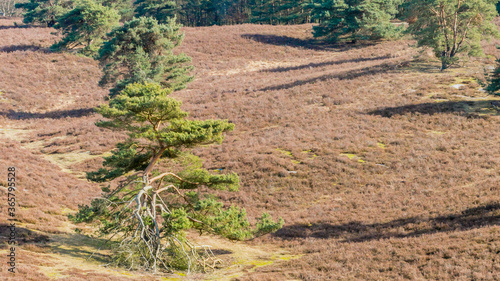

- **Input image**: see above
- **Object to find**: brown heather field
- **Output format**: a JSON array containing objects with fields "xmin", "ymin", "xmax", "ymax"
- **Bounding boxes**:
[{"xmin": 0, "ymin": 17, "xmax": 499, "ymax": 280}]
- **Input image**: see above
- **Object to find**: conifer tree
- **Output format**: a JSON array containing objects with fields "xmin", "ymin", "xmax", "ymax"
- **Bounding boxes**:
[
  {"xmin": 15, "ymin": 0, "xmax": 74, "ymax": 27},
  {"xmin": 51, "ymin": 0, "xmax": 120, "ymax": 56},
  {"xmin": 100, "ymin": 0, "xmax": 135, "ymax": 22},
  {"xmin": 486, "ymin": 58, "xmax": 500, "ymax": 95},
  {"xmin": 309, "ymin": 0, "xmax": 403, "ymax": 42},
  {"xmin": 98, "ymin": 16, "xmax": 193, "ymax": 96},
  {"xmin": 251, "ymin": 0, "xmax": 313, "ymax": 25},
  {"xmin": 133, "ymin": 0, "xmax": 178, "ymax": 24},
  {"xmin": 405, "ymin": 0, "xmax": 499, "ymax": 70},
  {"xmin": 73, "ymin": 81, "xmax": 283, "ymax": 271}
]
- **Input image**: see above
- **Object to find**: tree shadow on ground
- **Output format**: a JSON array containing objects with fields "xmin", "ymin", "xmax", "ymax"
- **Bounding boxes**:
[
  {"xmin": 1, "ymin": 108, "xmax": 95, "ymax": 120},
  {"xmin": 48, "ymin": 233, "xmax": 114, "ymax": 263},
  {"xmin": 0, "ymin": 44, "xmax": 50, "ymax": 53},
  {"xmin": 367, "ymin": 100, "xmax": 500, "ymax": 117},
  {"xmin": 258, "ymin": 61, "xmax": 405, "ymax": 92},
  {"xmin": 241, "ymin": 34, "xmax": 375, "ymax": 51},
  {"xmin": 261, "ymin": 55, "xmax": 392, "ymax": 73},
  {"xmin": 274, "ymin": 203, "xmax": 500, "ymax": 242},
  {"xmin": 0, "ymin": 24, "xmax": 33, "ymax": 30},
  {"xmin": 0, "ymin": 224, "xmax": 111, "ymax": 262},
  {"xmin": 0, "ymin": 224, "xmax": 50, "ymax": 246}
]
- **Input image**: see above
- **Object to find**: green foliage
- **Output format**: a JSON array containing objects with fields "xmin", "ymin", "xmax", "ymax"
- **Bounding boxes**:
[
  {"xmin": 309, "ymin": 0, "xmax": 403, "ymax": 42},
  {"xmin": 251, "ymin": 0, "xmax": 314, "ymax": 25},
  {"xmin": 15, "ymin": 0, "xmax": 74, "ymax": 27},
  {"xmin": 86, "ymin": 142, "xmax": 153, "ymax": 182},
  {"xmin": 175, "ymin": 0, "xmax": 251, "ymax": 26},
  {"xmin": 193, "ymin": 199, "xmax": 253, "ymax": 240},
  {"xmin": 486, "ymin": 58, "xmax": 500, "ymax": 95},
  {"xmin": 91, "ymin": 82, "xmax": 232, "ymax": 180},
  {"xmin": 51, "ymin": 0, "xmax": 120, "ymax": 56},
  {"xmin": 254, "ymin": 213, "xmax": 285, "ymax": 236},
  {"xmin": 100, "ymin": 0, "xmax": 135, "ymax": 22},
  {"xmin": 162, "ymin": 208, "xmax": 193, "ymax": 235},
  {"xmin": 68, "ymin": 198, "xmax": 108, "ymax": 223},
  {"xmin": 134, "ymin": 0, "xmax": 178, "ymax": 24},
  {"xmin": 98, "ymin": 16, "xmax": 193, "ymax": 96},
  {"xmin": 405, "ymin": 0, "xmax": 499, "ymax": 70}
]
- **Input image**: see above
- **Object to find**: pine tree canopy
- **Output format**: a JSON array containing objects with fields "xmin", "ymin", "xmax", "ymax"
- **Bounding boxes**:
[
  {"xmin": 51, "ymin": 0, "xmax": 120, "ymax": 56},
  {"xmin": 98, "ymin": 16, "xmax": 193, "ymax": 96},
  {"xmin": 309, "ymin": 0, "xmax": 403, "ymax": 42},
  {"xmin": 15, "ymin": 0, "xmax": 74, "ymax": 27},
  {"xmin": 89, "ymin": 82, "xmax": 236, "ymax": 182},
  {"xmin": 486, "ymin": 58, "xmax": 500, "ymax": 94},
  {"xmin": 134, "ymin": 0, "xmax": 178, "ymax": 24},
  {"xmin": 98, "ymin": 0, "xmax": 135, "ymax": 22}
]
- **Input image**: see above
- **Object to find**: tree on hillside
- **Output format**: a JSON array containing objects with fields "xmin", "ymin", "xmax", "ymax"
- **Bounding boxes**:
[
  {"xmin": 98, "ymin": 16, "xmax": 193, "ymax": 97},
  {"xmin": 71, "ymin": 82, "xmax": 284, "ymax": 271},
  {"xmin": 309, "ymin": 0, "xmax": 403, "ymax": 42},
  {"xmin": 133, "ymin": 0, "xmax": 178, "ymax": 24},
  {"xmin": 405, "ymin": 0, "xmax": 499, "ymax": 70},
  {"xmin": 174, "ymin": 0, "xmax": 253, "ymax": 26},
  {"xmin": 51, "ymin": 0, "xmax": 120, "ymax": 56},
  {"xmin": 15, "ymin": 0, "xmax": 74, "ymax": 27},
  {"xmin": 485, "ymin": 58, "xmax": 500, "ymax": 95}
]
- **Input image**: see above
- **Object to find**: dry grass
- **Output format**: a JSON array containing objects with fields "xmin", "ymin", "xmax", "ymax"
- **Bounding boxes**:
[{"xmin": 0, "ymin": 17, "xmax": 499, "ymax": 280}]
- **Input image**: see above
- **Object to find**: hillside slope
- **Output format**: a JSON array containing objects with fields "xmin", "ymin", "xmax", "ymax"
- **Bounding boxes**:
[{"xmin": 0, "ymin": 18, "xmax": 499, "ymax": 280}]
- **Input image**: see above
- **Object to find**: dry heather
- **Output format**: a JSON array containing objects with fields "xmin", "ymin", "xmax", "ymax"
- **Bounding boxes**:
[{"xmin": 0, "ymin": 18, "xmax": 499, "ymax": 280}]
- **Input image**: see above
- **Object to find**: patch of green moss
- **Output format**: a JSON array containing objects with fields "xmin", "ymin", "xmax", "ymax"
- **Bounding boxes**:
[
  {"xmin": 301, "ymin": 150, "xmax": 318, "ymax": 159},
  {"xmin": 340, "ymin": 153, "xmax": 357, "ymax": 159},
  {"xmin": 340, "ymin": 153, "xmax": 365, "ymax": 163},
  {"xmin": 430, "ymin": 131, "xmax": 446, "ymax": 135},
  {"xmin": 276, "ymin": 148, "xmax": 293, "ymax": 157}
]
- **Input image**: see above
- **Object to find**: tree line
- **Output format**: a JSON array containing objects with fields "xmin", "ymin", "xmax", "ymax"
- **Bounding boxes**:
[{"xmin": 15, "ymin": 0, "xmax": 500, "ymax": 72}]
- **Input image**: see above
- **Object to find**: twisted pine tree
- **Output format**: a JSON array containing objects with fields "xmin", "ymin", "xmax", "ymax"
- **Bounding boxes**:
[
  {"xmin": 72, "ymin": 82, "xmax": 283, "ymax": 271},
  {"xmin": 98, "ymin": 16, "xmax": 193, "ymax": 97}
]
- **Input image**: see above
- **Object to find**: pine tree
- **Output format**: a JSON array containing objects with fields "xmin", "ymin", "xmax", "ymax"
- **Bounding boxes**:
[
  {"xmin": 251, "ymin": 0, "xmax": 313, "ymax": 25},
  {"xmin": 405, "ymin": 0, "xmax": 499, "ymax": 70},
  {"xmin": 133, "ymin": 0, "xmax": 178, "ymax": 24},
  {"xmin": 486, "ymin": 58, "xmax": 500, "ymax": 95},
  {"xmin": 251, "ymin": 0, "xmax": 283, "ymax": 24},
  {"xmin": 51, "ymin": 0, "xmax": 120, "ymax": 56},
  {"xmin": 100, "ymin": 0, "xmax": 135, "ymax": 22},
  {"xmin": 72, "ymin": 82, "xmax": 284, "ymax": 271},
  {"xmin": 98, "ymin": 16, "xmax": 193, "ymax": 96},
  {"xmin": 309, "ymin": 0, "xmax": 403, "ymax": 42},
  {"xmin": 15, "ymin": 0, "xmax": 74, "ymax": 27}
]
